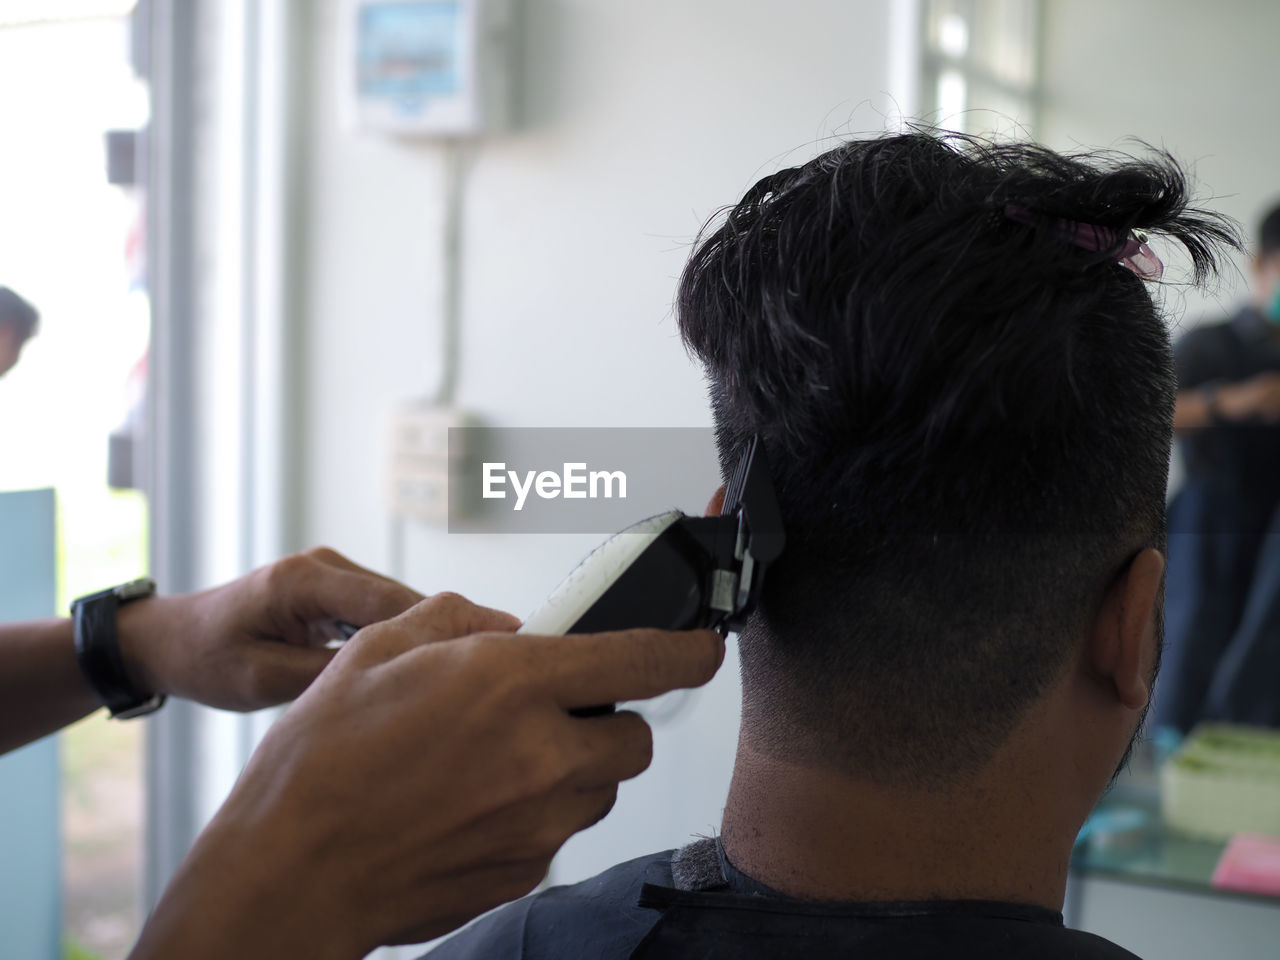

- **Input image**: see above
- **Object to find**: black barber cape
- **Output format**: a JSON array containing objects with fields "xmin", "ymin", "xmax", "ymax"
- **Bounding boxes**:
[{"xmin": 420, "ymin": 837, "xmax": 1140, "ymax": 960}]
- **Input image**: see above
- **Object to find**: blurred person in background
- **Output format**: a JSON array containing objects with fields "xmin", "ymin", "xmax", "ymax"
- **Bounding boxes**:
[
  {"xmin": 1158, "ymin": 205, "xmax": 1280, "ymax": 732},
  {"xmin": 0, "ymin": 285, "xmax": 39, "ymax": 377}
]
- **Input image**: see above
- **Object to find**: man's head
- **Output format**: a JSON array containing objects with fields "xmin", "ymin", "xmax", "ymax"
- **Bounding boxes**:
[
  {"xmin": 0, "ymin": 286, "xmax": 39, "ymax": 378},
  {"xmin": 679, "ymin": 132, "xmax": 1236, "ymax": 788},
  {"xmin": 1252, "ymin": 204, "xmax": 1280, "ymax": 314}
]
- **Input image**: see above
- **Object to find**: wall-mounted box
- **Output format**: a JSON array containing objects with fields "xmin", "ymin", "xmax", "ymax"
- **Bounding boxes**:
[{"xmin": 342, "ymin": 0, "xmax": 517, "ymax": 137}]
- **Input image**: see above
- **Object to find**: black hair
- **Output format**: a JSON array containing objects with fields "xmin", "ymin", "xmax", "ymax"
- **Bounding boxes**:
[
  {"xmin": 0, "ymin": 286, "xmax": 40, "ymax": 340},
  {"xmin": 1259, "ymin": 204, "xmax": 1280, "ymax": 258},
  {"xmin": 678, "ymin": 131, "xmax": 1239, "ymax": 786}
]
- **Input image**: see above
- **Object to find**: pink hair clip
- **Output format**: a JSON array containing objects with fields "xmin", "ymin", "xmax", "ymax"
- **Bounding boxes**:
[{"xmin": 1004, "ymin": 204, "xmax": 1164, "ymax": 281}]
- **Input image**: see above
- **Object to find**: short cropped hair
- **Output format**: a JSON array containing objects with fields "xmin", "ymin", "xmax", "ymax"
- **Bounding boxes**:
[
  {"xmin": 0, "ymin": 287, "xmax": 40, "ymax": 340},
  {"xmin": 678, "ymin": 132, "xmax": 1237, "ymax": 785}
]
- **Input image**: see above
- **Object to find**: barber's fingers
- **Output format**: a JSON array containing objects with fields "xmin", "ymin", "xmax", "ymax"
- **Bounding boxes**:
[
  {"xmin": 352, "ymin": 592, "xmax": 522, "ymax": 663},
  {"xmin": 299, "ymin": 546, "xmax": 427, "ymax": 606},
  {"xmin": 266, "ymin": 552, "xmax": 425, "ymax": 631},
  {"xmin": 399, "ymin": 592, "xmax": 522, "ymax": 643},
  {"xmin": 506, "ymin": 784, "xmax": 623, "ymax": 862},
  {"xmin": 527, "ymin": 629, "xmax": 725, "ymax": 710},
  {"xmin": 566, "ymin": 710, "xmax": 655, "ymax": 788},
  {"xmin": 299, "ymin": 545, "xmax": 391, "ymax": 577},
  {"xmin": 239, "ymin": 642, "xmax": 336, "ymax": 707},
  {"xmin": 320, "ymin": 570, "xmax": 425, "ymax": 627},
  {"xmin": 573, "ymin": 784, "xmax": 621, "ymax": 831}
]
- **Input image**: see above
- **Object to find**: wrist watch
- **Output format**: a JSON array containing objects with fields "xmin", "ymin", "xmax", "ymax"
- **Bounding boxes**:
[{"xmin": 71, "ymin": 577, "xmax": 166, "ymax": 719}]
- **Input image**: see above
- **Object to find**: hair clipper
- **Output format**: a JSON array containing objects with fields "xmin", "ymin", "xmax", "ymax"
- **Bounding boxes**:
[{"xmin": 518, "ymin": 435, "xmax": 785, "ymax": 715}]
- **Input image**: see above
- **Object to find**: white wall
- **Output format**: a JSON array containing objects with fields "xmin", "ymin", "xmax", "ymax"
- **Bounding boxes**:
[
  {"xmin": 297, "ymin": 0, "xmax": 901, "ymax": 890},
  {"xmin": 1040, "ymin": 0, "xmax": 1280, "ymax": 332}
]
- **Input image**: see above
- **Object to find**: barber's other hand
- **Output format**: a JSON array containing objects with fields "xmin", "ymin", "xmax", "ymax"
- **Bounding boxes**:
[
  {"xmin": 118, "ymin": 547, "xmax": 423, "ymax": 710},
  {"xmin": 1218, "ymin": 370, "xmax": 1280, "ymax": 422},
  {"xmin": 131, "ymin": 594, "xmax": 724, "ymax": 960}
]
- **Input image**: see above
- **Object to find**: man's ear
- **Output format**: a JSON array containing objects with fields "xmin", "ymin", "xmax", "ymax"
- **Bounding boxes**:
[
  {"xmin": 705, "ymin": 485, "xmax": 727, "ymax": 517},
  {"xmin": 1088, "ymin": 548, "xmax": 1164, "ymax": 710}
]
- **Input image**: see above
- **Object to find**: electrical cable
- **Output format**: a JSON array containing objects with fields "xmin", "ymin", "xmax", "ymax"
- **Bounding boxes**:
[
  {"xmin": 388, "ymin": 513, "xmax": 407, "ymax": 584},
  {"xmin": 435, "ymin": 137, "xmax": 472, "ymax": 406},
  {"xmin": 388, "ymin": 138, "xmax": 473, "ymax": 578}
]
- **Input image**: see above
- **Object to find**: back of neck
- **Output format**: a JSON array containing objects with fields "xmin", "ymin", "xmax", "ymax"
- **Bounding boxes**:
[{"xmin": 719, "ymin": 731, "xmax": 1082, "ymax": 910}]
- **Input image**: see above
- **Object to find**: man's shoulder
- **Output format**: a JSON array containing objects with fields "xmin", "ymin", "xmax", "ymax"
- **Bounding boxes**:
[
  {"xmin": 910, "ymin": 907, "xmax": 1144, "ymax": 960},
  {"xmin": 419, "ymin": 847, "xmax": 1145, "ymax": 960},
  {"xmin": 1047, "ymin": 927, "xmax": 1145, "ymax": 960},
  {"xmin": 420, "ymin": 849, "xmax": 672, "ymax": 960},
  {"xmin": 624, "ymin": 895, "xmax": 1144, "ymax": 960}
]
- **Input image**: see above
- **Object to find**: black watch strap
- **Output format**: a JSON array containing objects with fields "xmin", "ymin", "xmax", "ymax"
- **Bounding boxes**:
[{"xmin": 72, "ymin": 578, "xmax": 166, "ymax": 719}]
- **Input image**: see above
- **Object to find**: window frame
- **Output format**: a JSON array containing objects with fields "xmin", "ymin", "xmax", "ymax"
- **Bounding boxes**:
[{"xmin": 919, "ymin": 0, "xmax": 1044, "ymax": 138}]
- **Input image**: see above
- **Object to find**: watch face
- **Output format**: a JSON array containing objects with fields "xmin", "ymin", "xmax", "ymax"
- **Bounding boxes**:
[
  {"xmin": 111, "ymin": 694, "xmax": 166, "ymax": 720},
  {"xmin": 114, "ymin": 577, "xmax": 156, "ymax": 602}
]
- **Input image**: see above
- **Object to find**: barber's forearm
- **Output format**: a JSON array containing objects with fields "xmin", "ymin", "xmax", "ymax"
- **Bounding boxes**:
[
  {"xmin": 1172, "ymin": 390, "xmax": 1212, "ymax": 431},
  {"xmin": 0, "ymin": 618, "xmax": 100, "ymax": 754},
  {"xmin": 130, "ymin": 803, "xmax": 369, "ymax": 960},
  {"xmin": 0, "ymin": 595, "xmax": 202, "ymax": 754}
]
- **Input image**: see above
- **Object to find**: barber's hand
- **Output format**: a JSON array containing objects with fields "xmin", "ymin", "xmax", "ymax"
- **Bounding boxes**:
[
  {"xmin": 1218, "ymin": 371, "xmax": 1280, "ymax": 422},
  {"xmin": 118, "ymin": 547, "xmax": 423, "ymax": 710},
  {"xmin": 129, "ymin": 593, "xmax": 725, "ymax": 960}
]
